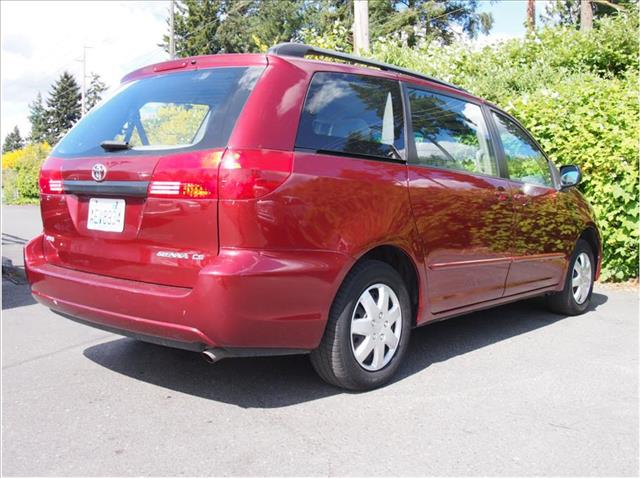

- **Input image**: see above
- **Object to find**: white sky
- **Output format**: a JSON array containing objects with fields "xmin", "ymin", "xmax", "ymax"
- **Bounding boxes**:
[{"xmin": 1, "ymin": 0, "xmax": 169, "ymax": 142}]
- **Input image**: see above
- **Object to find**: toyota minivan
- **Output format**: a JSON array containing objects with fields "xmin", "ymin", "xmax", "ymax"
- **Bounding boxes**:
[{"xmin": 25, "ymin": 43, "xmax": 601, "ymax": 390}]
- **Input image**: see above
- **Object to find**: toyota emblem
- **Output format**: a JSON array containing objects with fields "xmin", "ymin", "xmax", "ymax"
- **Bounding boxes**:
[{"xmin": 92, "ymin": 163, "xmax": 107, "ymax": 182}]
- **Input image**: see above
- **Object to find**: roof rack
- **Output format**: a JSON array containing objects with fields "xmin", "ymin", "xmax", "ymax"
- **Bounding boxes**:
[{"xmin": 267, "ymin": 42, "xmax": 468, "ymax": 94}]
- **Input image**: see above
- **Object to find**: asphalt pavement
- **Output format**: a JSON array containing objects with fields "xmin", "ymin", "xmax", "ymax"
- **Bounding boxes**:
[{"xmin": 2, "ymin": 204, "xmax": 639, "ymax": 476}]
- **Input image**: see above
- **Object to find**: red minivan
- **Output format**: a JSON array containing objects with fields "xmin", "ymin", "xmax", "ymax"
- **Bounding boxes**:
[{"xmin": 25, "ymin": 43, "xmax": 601, "ymax": 390}]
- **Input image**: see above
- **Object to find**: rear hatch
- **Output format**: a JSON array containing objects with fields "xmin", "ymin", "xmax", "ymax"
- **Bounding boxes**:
[{"xmin": 39, "ymin": 63, "xmax": 264, "ymax": 288}]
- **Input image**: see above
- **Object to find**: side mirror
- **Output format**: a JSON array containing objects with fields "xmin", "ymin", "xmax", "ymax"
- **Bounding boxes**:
[{"xmin": 560, "ymin": 164, "xmax": 581, "ymax": 189}]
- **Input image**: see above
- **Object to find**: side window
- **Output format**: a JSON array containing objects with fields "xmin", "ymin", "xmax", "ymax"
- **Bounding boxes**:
[
  {"xmin": 296, "ymin": 72, "xmax": 405, "ymax": 160},
  {"xmin": 407, "ymin": 87, "xmax": 497, "ymax": 176},
  {"xmin": 492, "ymin": 112, "xmax": 553, "ymax": 187}
]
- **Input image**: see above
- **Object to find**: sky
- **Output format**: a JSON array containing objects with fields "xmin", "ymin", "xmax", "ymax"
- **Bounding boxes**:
[{"xmin": 0, "ymin": 0, "xmax": 546, "ymax": 143}]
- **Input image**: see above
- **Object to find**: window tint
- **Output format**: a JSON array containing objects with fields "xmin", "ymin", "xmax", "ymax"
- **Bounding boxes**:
[
  {"xmin": 407, "ymin": 88, "xmax": 497, "ymax": 176},
  {"xmin": 492, "ymin": 112, "xmax": 553, "ymax": 187},
  {"xmin": 53, "ymin": 67, "xmax": 263, "ymax": 157},
  {"xmin": 296, "ymin": 72, "xmax": 405, "ymax": 160}
]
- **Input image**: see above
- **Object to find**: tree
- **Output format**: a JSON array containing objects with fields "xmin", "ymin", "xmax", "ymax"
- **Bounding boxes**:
[
  {"xmin": 302, "ymin": 0, "xmax": 494, "ymax": 49},
  {"xmin": 45, "ymin": 71, "xmax": 81, "ymax": 145},
  {"xmin": 242, "ymin": 0, "xmax": 304, "ymax": 51},
  {"xmin": 367, "ymin": 0, "xmax": 494, "ymax": 47},
  {"xmin": 27, "ymin": 92, "xmax": 48, "ymax": 144},
  {"xmin": 162, "ymin": 0, "xmax": 224, "ymax": 56},
  {"xmin": 2, "ymin": 126, "xmax": 24, "ymax": 153},
  {"xmin": 86, "ymin": 73, "xmax": 108, "ymax": 111},
  {"xmin": 542, "ymin": 0, "xmax": 634, "ymax": 28},
  {"xmin": 162, "ymin": 0, "xmax": 494, "ymax": 55}
]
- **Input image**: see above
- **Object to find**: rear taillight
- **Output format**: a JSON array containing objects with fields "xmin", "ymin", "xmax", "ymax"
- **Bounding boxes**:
[
  {"xmin": 148, "ymin": 150, "xmax": 223, "ymax": 199},
  {"xmin": 39, "ymin": 169, "xmax": 63, "ymax": 194},
  {"xmin": 218, "ymin": 149, "xmax": 293, "ymax": 200}
]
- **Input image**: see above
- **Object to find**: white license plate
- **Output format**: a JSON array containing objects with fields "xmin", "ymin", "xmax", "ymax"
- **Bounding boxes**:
[{"xmin": 87, "ymin": 198, "xmax": 125, "ymax": 232}]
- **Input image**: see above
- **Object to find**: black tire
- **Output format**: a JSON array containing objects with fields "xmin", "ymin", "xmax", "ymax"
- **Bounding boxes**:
[
  {"xmin": 310, "ymin": 260, "xmax": 412, "ymax": 391},
  {"xmin": 546, "ymin": 239, "xmax": 595, "ymax": 316}
]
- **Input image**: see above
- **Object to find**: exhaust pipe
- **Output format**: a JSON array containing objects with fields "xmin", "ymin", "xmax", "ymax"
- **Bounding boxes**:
[{"xmin": 201, "ymin": 348, "xmax": 228, "ymax": 364}]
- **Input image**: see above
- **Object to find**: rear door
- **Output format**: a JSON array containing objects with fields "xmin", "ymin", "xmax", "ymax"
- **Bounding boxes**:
[
  {"xmin": 489, "ymin": 110, "xmax": 565, "ymax": 295},
  {"xmin": 404, "ymin": 85, "xmax": 515, "ymax": 313},
  {"xmin": 39, "ymin": 66, "xmax": 263, "ymax": 288}
]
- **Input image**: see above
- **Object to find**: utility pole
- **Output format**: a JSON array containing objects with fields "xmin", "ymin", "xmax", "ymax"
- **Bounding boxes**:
[
  {"xmin": 169, "ymin": 0, "xmax": 176, "ymax": 59},
  {"xmin": 580, "ymin": 0, "xmax": 593, "ymax": 32},
  {"xmin": 76, "ymin": 45, "xmax": 92, "ymax": 116},
  {"xmin": 353, "ymin": 0, "xmax": 369, "ymax": 56},
  {"xmin": 526, "ymin": 0, "xmax": 535, "ymax": 33}
]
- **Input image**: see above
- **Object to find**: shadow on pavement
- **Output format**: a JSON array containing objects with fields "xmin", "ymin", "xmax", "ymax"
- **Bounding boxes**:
[
  {"xmin": 2, "ymin": 279, "xmax": 36, "ymax": 310},
  {"xmin": 83, "ymin": 292, "xmax": 608, "ymax": 408}
]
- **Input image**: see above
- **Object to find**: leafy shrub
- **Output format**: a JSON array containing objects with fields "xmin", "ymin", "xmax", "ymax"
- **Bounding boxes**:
[
  {"xmin": 2, "ymin": 142, "xmax": 51, "ymax": 204},
  {"xmin": 506, "ymin": 72, "xmax": 638, "ymax": 281},
  {"xmin": 2, "ymin": 169, "xmax": 19, "ymax": 203},
  {"xmin": 301, "ymin": 20, "xmax": 351, "ymax": 52},
  {"xmin": 2, "ymin": 149, "xmax": 21, "ymax": 170},
  {"xmin": 370, "ymin": 13, "xmax": 638, "ymax": 281}
]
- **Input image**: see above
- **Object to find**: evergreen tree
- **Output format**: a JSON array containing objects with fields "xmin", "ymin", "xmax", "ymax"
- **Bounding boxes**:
[
  {"xmin": 27, "ymin": 92, "xmax": 48, "ymax": 144},
  {"xmin": 86, "ymin": 73, "xmax": 108, "ymax": 112},
  {"xmin": 2, "ymin": 126, "xmax": 25, "ymax": 153},
  {"xmin": 45, "ymin": 71, "xmax": 81, "ymax": 144},
  {"xmin": 162, "ymin": 0, "xmax": 494, "ymax": 55},
  {"xmin": 162, "ymin": 0, "xmax": 224, "ymax": 56}
]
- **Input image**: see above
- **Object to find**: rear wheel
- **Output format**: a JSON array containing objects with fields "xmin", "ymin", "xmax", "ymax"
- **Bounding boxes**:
[
  {"xmin": 310, "ymin": 260, "xmax": 412, "ymax": 390},
  {"xmin": 546, "ymin": 239, "xmax": 595, "ymax": 315}
]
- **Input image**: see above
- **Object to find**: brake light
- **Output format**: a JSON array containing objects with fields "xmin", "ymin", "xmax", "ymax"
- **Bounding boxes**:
[
  {"xmin": 149, "ymin": 150, "xmax": 222, "ymax": 199},
  {"xmin": 218, "ymin": 149, "xmax": 293, "ymax": 200},
  {"xmin": 39, "ymin": 169, "xmax": 64, "ymax": 194}
]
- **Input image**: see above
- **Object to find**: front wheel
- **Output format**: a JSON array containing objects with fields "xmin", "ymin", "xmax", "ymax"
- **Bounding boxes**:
[
  {"xmin": 546, "ymin": 239, "xmax": 595, "ymax": 315},
  {"xmin": 310, "ymin": 260, "xmax": 412, "ymax": 391}
]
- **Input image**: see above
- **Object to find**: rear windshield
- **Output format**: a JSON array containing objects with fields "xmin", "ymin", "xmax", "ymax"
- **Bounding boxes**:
[{"xmin": 52, "ymin": 66, "xmax": 264, "ymax": 158}]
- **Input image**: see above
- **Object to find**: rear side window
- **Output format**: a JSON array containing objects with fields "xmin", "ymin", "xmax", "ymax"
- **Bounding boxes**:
[
  {"xmin": 52, "ymin": 67, "xmax": 264, "ymax": 158},
  {"xmin": 407, "ymin": 87, "xmax": 497, "ymax": 176},
  {"xmin": 492, "ymin": 111, "xmax": 553, "ymax": 187},
  {"xmin": 296, "ymin": 72, "xmax": 405, "ymax": 160}
]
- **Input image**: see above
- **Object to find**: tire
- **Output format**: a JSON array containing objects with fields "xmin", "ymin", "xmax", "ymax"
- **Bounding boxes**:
[
  {"xmin": 546, "ymin": 239, "xmax": 595, "ymax": 316},
  {"xmin": 310, "ymin": 260, "xmax": 412, "ymax": 391}
]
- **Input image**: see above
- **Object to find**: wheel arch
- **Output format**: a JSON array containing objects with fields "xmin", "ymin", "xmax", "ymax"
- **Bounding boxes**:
[
  {"xmin": 579, "ymin": 226, "xmax": 601, "ymax": 280},
  {"xmin": 352, "ymin": 244, "xmax": 422, "ymax": 326}
]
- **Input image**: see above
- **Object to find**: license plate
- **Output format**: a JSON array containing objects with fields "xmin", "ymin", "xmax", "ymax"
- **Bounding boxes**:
[{"xmin": 87, "ymin": 198, "xmax": 125, "ymax": 232}]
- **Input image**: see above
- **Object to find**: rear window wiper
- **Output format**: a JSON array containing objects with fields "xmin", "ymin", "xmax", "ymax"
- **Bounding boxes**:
[{"xmin": 100, "ymin": 140, "xmax": 131, "ymax": 152}]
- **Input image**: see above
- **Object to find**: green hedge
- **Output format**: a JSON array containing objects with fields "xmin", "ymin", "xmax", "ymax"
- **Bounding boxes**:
[
  {"xmin": 369, "ymin": 14, "xmax": 639, "ymax": 281},
  {"xmin": 507, "ymin": 72, "xmax": 638, "ymax": 281}
]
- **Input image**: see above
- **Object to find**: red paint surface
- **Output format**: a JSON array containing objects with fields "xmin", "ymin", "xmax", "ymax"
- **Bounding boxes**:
[{"xmin": 25, "ymin": 52, "xmax": 602, "ymax": 351}]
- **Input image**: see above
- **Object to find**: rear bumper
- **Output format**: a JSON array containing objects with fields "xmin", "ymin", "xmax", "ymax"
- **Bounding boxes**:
[{"xmin": 25, "ymin": 234, "xmax": 351, "ymax": 351}]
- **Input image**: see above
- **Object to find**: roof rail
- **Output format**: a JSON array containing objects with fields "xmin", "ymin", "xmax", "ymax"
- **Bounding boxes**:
[{"xmin": 267, "ymin": 42, "xmax": 468, "ymax": 94}]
